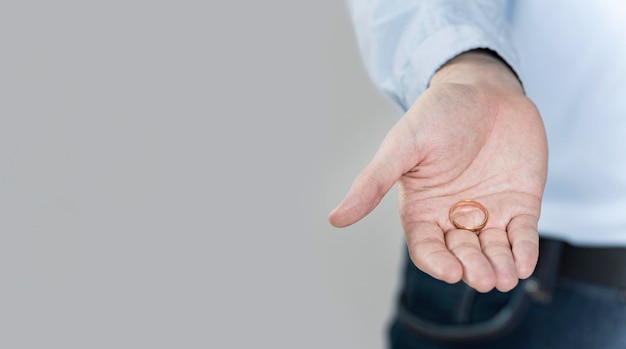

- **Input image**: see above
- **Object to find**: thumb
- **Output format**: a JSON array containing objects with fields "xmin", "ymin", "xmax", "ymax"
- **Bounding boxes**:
[{"xmin": 328, "ymin": 120, "xmax": 419, "ymax": 227}]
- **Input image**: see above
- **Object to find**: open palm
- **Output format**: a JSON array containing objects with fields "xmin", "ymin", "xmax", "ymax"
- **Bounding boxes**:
[{"xmin": 329, "ymin": 53, "xmax": 548, "ymax": 292}]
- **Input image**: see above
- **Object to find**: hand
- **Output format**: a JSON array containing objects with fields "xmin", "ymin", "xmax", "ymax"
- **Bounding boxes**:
[{"xmin": 329, "ymin": 51, "xmax": 548, "ymax": 292}]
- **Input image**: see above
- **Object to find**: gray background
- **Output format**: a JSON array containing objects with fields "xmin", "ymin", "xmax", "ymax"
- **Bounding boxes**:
[{"xmin": 0, "ymin": 1, "xmax": 405, "ymax": 347}]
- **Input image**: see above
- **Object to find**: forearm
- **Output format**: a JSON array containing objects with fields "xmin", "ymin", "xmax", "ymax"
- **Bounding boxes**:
[{"xmin": 348, "ymin": 0, "xmax": 521, "ymax": 109}]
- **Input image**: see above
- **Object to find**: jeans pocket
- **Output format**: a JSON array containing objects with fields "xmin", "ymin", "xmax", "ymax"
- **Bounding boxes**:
[
  {"xmin": 395, "ymin": 279, "xmax": 531, "ymax": 344},
  {"xmin": 392, "ymin": 238, "xmax": 564, "ymax": 344}
]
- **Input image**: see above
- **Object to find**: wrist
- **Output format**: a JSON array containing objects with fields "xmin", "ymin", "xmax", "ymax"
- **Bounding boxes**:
[{"xmin": 430, "ymin": 49, "xmax": 524, "ymax": 95}]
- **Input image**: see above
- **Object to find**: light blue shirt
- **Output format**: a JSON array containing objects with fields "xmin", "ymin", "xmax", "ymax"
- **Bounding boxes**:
[{"xmin": 349, "ymin": 0, "xmax": 626, "ymax": 246}]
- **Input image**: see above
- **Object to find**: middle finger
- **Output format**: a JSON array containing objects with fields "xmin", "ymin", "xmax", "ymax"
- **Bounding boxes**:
[{"xmin": 445, "ymin": 229, "xmax": 496, "ymax": 292}]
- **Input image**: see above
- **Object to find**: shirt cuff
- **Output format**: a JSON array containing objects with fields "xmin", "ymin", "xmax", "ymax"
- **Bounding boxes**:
[{"xmin": 395, "ymin": 25, "xmax": 524, "ymax": 110}]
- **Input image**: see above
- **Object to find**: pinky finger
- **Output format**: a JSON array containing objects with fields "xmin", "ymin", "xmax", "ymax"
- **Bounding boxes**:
[{"xmin": 507, "ymin": 214, "xmax": 540, "ymax": 279}]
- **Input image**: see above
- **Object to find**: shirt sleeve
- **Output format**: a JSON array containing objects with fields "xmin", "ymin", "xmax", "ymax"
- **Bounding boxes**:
[{"xmin": 347, "ymin": 0, "xmax": 521, "ymax": 110}]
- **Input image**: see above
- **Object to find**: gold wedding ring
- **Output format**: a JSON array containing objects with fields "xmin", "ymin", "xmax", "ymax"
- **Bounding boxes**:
[{"xmin": 449, "ymin": 200, "xmax": 489, "ymax": 233}]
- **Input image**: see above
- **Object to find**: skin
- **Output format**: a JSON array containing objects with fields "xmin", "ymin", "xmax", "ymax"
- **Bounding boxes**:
[{"xmin": 328, "ymin": 51, "xmax": 548, "ymax": 293}]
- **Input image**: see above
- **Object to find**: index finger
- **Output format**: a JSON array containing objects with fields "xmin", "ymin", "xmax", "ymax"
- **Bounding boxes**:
[{"xmin": 404, "ymin": 221, "xmax": 463, "ymax": 284}]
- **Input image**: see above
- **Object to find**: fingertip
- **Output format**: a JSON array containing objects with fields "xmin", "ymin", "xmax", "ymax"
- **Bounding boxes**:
[
  {"xmin": 327, "ymin": 193, "xmax": 363, "ymax": 228},
  {"xmin": 512, "ymin": 239, "xmax": 539, "ymax": 279},
  {"xmin": 403, "ymin": 221, "xmax": 463, "ymax": 284},
  {"xmin": 410, "ymin": 248, "xmax": 463, "ymax": 284},
  {"xmin": 327, "ymin": 213, "xmax": 339, "ymax": 227},
  {"xmin": 327, "ymin": 203, "xmax": 338, "ymax": 224},
  {"xmin": 467, "ymin": 273, "xmax": 497, "ymax": 293},
  {"xmin": 516, "ymin": 257, "xmax": 538, "ymax": 280},
  {"xmin": 328, "ymin": 206, "xmax": 349, "ymax": 228},
  {"xmin": 495, "ymin": 275, "xmax": 519, "ymax": 293},
  {"xmin": 508, "ymin": 215, "xmax": 540, "ymax": 280},
  {"xmin": 441, "ymin": 266, "xmax": 464, "ymax": 285},
  {"xmin": 430, "ymin": 257, "xmax": 464, "ymax": 284}
]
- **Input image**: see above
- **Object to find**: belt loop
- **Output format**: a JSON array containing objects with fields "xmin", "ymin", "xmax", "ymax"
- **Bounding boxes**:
[{"xmin": 524, "ymin": 237, "xmax": 564, "ymax": 304}]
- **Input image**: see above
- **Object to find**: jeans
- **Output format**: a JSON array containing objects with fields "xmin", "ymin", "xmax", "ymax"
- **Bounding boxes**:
[{"xmin": 389, "ymin": 238, "xmax": 626, "ymax": 349}]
